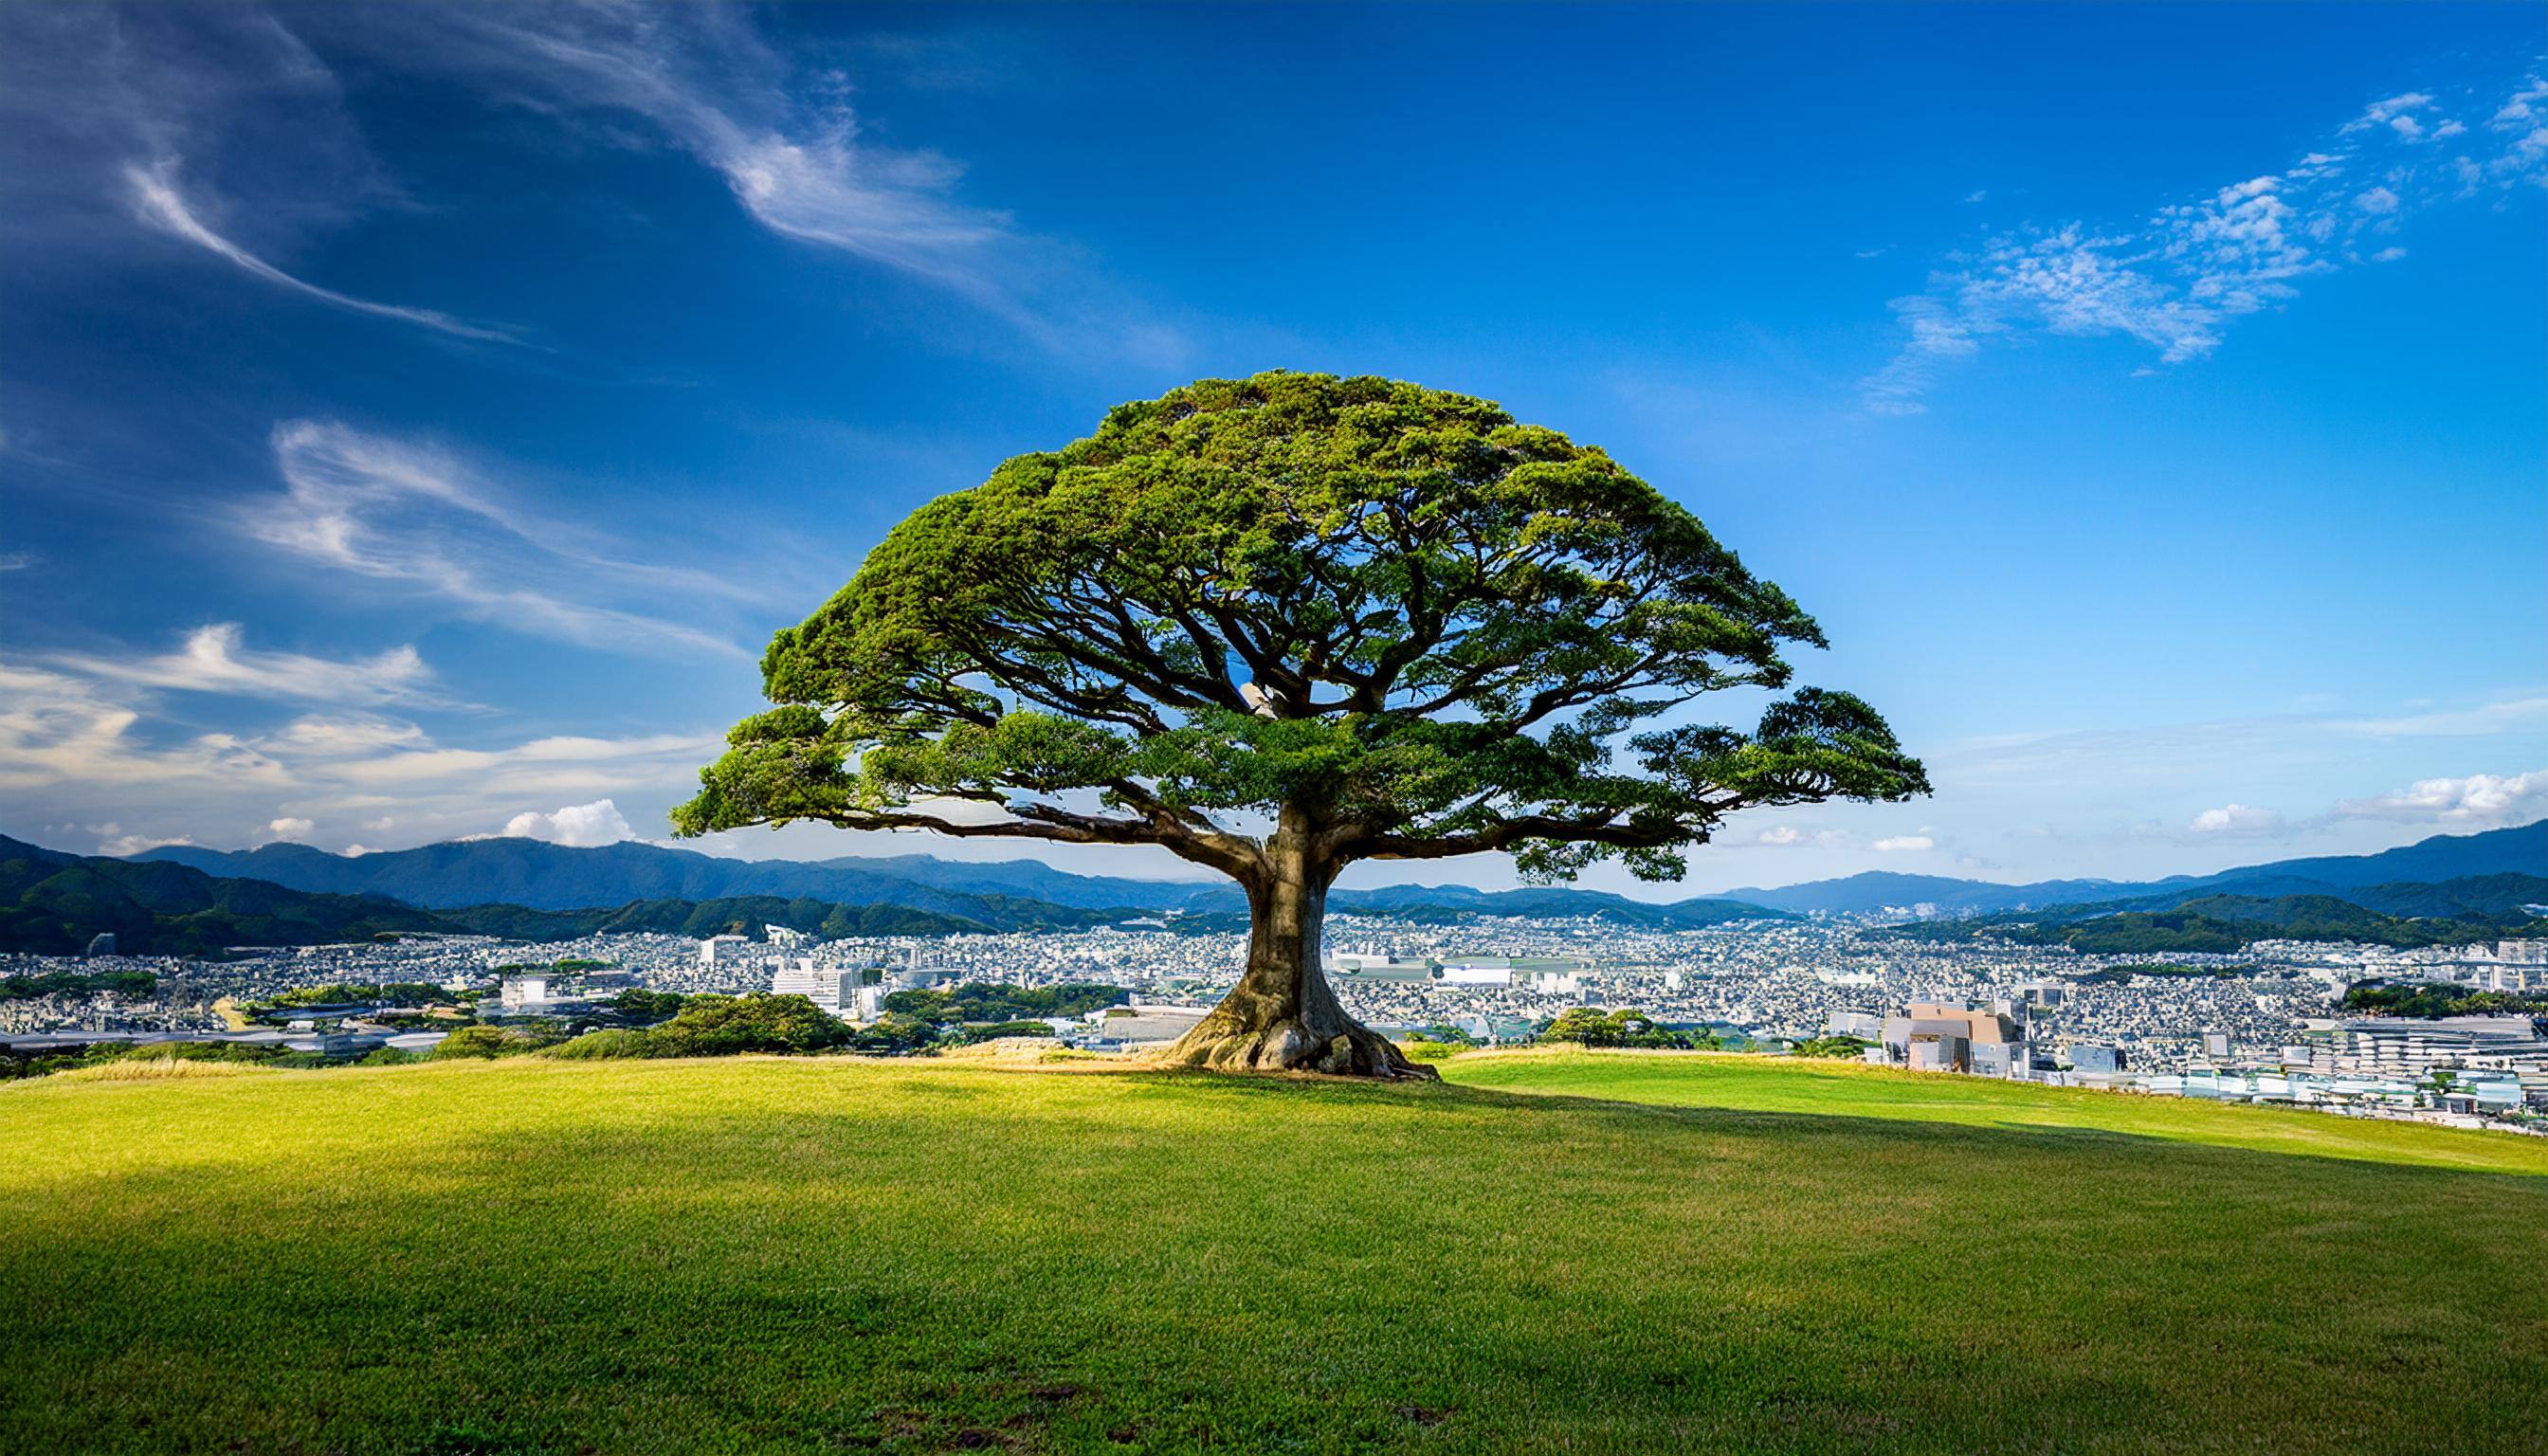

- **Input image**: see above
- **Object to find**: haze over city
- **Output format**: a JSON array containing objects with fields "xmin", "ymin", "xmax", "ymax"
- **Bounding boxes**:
[{"xmin": 3, "ymin": 3, "xmax": 2541, "ymax": 895}]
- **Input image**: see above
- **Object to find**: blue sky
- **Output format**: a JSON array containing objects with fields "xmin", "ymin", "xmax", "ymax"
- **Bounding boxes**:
[{"xmin": 2, "ymin": 3, "xmax": 2541, "ymax": 894}]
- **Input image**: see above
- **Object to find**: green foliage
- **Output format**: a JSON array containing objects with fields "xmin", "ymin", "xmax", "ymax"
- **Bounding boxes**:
[
  {"xmin": 0, "ymin": 969, "xmax": 157, "ymax": 1002},
  {"xmin": 544, "ymin": 1028, "xmax": 654, "ymax": 1061},
  {"xmin": 550, "ymin": 957, "xmax": 612, "ymax": 972},
  {"xmin": 881, "ymin": 981, "xmax": 1128, "ymax": 1027},
  {"xmin": 2069, "ymin": 962, "xmax": 2248, "ymax": 983},
  {"xmin": 958, "ymin": 1021, "xmax": 1058, "ymax": 1043},
  {"xmin": 606, "ymin": 988, "xmax": 687, "ymax": 1023},
  {"xmin": 639, "ymin": 994, "xmax": 855, "ymax": 1058},
  {"xmin": 431, "ymin": 1025, "xmax": 547, "ymax": 1061},
  {"xmin": 1790, "ymin": 1034, "xmax": 1871, "ymax": 1060},
  {"xmin": 1394, "ymin": 1039, "xmax": 1468, "ymax": 1065},
  {"xmin": 845, "ymin": 1015, "xmax": 943, "ymax": 1056},
  {"xmin": 1884, "ymin": 896, "xmax": 2543, "ymax": 954},
  {"xmin": 674, "ymin": 373, "xmax": 1923, "ymax": 885},
  {"xmin": 252, "ymin": 981, "xmax": 449, "ymax": 1012},
  {"xmin": 2341, "ymin": 979, "xmax": 2548, "ymax": 1019},
  {"xmin": 1539, "ymin": 1007, "xmax": 1714, "ymax": 1049}
]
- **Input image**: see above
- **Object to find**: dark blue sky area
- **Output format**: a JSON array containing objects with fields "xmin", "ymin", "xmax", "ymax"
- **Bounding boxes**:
[{"xmin": 2, "ymin": 4, "xmax": 2540, "ymax": 889}]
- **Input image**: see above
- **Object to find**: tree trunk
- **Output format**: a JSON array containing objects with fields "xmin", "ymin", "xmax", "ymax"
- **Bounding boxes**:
[{"xmin": 1156, "ymin": 811, "xmax": 1434, "ymax": 1080}]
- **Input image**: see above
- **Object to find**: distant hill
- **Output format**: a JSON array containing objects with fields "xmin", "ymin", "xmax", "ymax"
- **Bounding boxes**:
[
  {"xmin": 0, "ymin": 833, "xmax": 1123, "ymax": 956},
  {"xmin": 101, "ymin": 818, "xmax": 2548, "ymax": 937},
  {"xmin": 1713, "ymin": 870, "xmax": 2132, "ymax": 916},
  {"xmin": 0, "ymin": 835, "xmax": 447, "ymax": 957},
  {"xmin": 137, "ymin": 835, "xmax": 1791, "ymax": 928},
  {"xmin": 138, "ymin": 837, "xmax": 1149, "ymax": 924},
  {"xmin": 1324, "ymin": 883, "xmax": 1790, "ymax": 928},
  {"xmin": 1721, "ymin": 822, "xmax": 2546, "ymax": 917},
  {"xmin": 1879, "ymin": 886, "xmax": 2548, "ymax": 955},
  {"xmin": 442, "ymin": 897, "xmax": 1000, "ymax": 941}
]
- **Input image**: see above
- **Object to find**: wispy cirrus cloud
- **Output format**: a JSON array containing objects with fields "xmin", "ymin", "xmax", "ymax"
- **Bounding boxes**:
[
  {"xmin": 124, "ymin": 156, "xmax": 522, "ymax": 343},
  {"xmin": 0, "ymin": 6, "xmax": 510, "ymax": 343},
  {"xmin": 42, "ymin": 623, "xmax": 446, "ymax": 708},
  {"xmin": 339, "ymin": 3, "xmax": 1181, "ymax": 363},
  {"xmin": 246, "ymin": 420, "xmax": 752, "ymax": 661},
  {"xmin": 1865, "ymin": 69, "xmax": 2548, "ymax": 414},
  {"xmin": 2, "ymin": 3, "xmax": 1177, "ymax": 363}
]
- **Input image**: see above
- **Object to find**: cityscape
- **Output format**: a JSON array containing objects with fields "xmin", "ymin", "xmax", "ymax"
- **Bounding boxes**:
[{"xmin": 10, "ymin": 908, "xmax": 2542, "ymax": 1133}]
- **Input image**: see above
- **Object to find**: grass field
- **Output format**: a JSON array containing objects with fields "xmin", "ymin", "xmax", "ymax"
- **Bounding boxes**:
[{"xmin": 4, "ymin": 1049, "xmax": 2541, "ymax": 1454}]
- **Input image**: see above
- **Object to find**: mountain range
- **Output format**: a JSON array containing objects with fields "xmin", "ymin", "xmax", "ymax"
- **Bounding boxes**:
[
  {"xmin": 136, "ymin": 820, "xmax": 2544, "ymax": 922},
  {"xmin": 131, "ymin": 837, "xmax": 1792, "ymax": 927},
  {"xmin": 0, "ymin": 820, "xmax": 2528, "ymax": 957},
  {"xmin": 1718, "ymin": 821, "xmax": 2546, "ymax": 915}
]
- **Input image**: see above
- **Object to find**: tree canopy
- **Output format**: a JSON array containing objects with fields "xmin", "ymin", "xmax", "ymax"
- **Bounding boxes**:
[{"xmin": 675, "ymin": 371, "xmax": 1928, "ymax": 886}]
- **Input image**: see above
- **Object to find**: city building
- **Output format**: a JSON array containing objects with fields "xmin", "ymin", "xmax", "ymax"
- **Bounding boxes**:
[{"xmin": 1878, "ymin": 1002, "xmax": 2029, "ymax": 1077}]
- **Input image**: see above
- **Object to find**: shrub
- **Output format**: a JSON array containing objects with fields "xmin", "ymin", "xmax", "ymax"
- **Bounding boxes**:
[
  {"xmin": 546, "ymin": 1028, "xmax": 654, "ymax": 1061},
  {"xmin": 606, "ymin": 989, "xmax": 686, "ymax": 1023},
  {"xmin": 432, "ymin": 1025, "xmax": 542, "ymax": 1060},
  {"xmin": 644, "ymin": 994, "xmax": 852, "ymax": 1058},
  {"xmin": 1395, "ymin": 1040, "xmax": 1467, "ymax": 1065},
  {"xmin": 958, "ymin": 1020, "xmax": 1057, "ymax": 1043}
]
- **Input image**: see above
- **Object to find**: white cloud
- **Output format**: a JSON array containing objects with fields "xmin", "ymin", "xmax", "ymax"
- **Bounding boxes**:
[
  {"xmin": 2342, "ymin": 93, "xmax": 2435, "ymax": 135},
  {"xmin": 96, "ymin": 828, "xmax": 195, "ymax": 857},
  {"xmin": 246, "ymin": 420, "xmax": 748, "ymax": 659},
  {"xmin": 2492, "ymin": 78, "xmax": 2547, "ymax": 128},
  {"xmin": 0, "ymin": 655, "xmax": 719, "ymax": 851},
  {"xmin": 1872, "ymin": 834, "xmax": 1935, "ymax": 852},
  {"xmin": 2335, "ymin": 771, "xmax": 2548, "ymax": 828},
  {"xmin": 0, "ymin": 662, "xmax": 293, "ymax": 795},
  {"xmin": 0, "ymin": 552, "xmax": 33, "ymax": 572},
  {"xmin": 43, "ymin": 624, "xmax": 442, "ymax": 707},
  {"xmin": 501, "ymin": 798, "xmax": 635, "ymax": 848},
  {"xmin": 2188, "ymin": 803, "xmax": 2283, "ymax": 835},
  {"xmin": 1756, "ymin": 826, "xmax": 1804, "ymax": 846},
  {"xmin": 264, "ymin": 816, "xmax": 315, "ymax": 842},
  {"xmin": 1865, "ymin": 70, "xmax": 2547, "ymax": 413},
  {"xmin": 124, "ymin": 156, "xmax": 519, "ymax": 342}
]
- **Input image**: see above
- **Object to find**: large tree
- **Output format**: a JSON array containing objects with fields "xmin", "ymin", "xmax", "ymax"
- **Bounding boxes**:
[{"xmin": 674, "ymin": 373, "xmax": 1927, "ymax": 1079}]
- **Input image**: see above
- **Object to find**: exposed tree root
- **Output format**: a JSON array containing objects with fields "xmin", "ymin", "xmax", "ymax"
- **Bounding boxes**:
[{"xmin": 1155, "ymin": 1015, "xmax": 1438, "ymax": 1081}]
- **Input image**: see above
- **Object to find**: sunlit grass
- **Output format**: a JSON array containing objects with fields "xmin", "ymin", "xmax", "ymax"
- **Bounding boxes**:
[
  {"xmin": 3, "ymin": 1053, "xmax": 2541, "ymax": 1453},
  {"xmin": 45, "ymin": 1056, "xmax": 278, "ymax": 1083},
  {"xmin": 1438, "ymin": 1046, "xmax": 2548, "ymax": 1174}
]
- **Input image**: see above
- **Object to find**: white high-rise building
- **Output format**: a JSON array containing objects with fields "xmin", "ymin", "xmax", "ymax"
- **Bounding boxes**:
[{"xmin": 772, "ymin": 960, "xmax": 860, "ymax": 1017}]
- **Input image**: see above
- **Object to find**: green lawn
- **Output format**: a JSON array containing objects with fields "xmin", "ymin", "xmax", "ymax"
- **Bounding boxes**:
[{"xmin": 3, "ymin": 1050, "xmax": 2541, "ymax": 1454}]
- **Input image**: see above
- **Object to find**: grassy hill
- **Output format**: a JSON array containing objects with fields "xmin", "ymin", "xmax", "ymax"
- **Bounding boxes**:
[{"xmin": 2, "ymin": 1052, "xmax": 2540, "ymax": 1453}]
